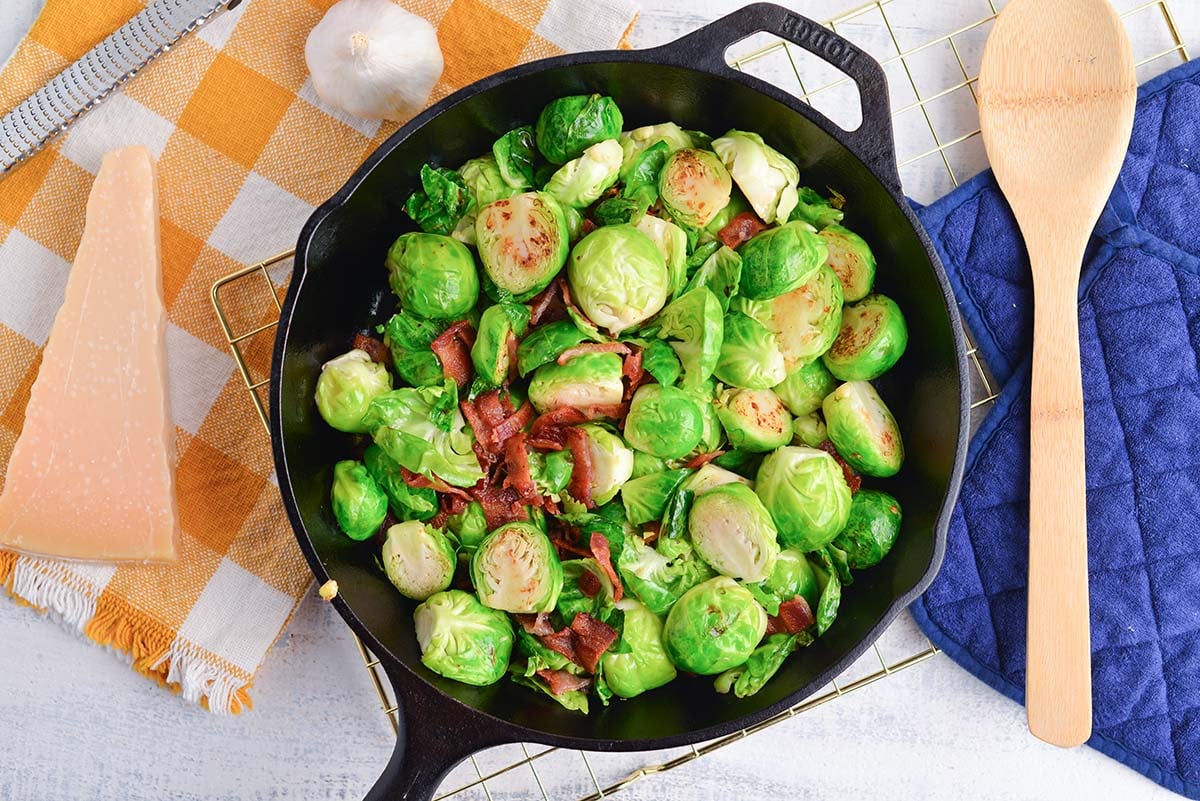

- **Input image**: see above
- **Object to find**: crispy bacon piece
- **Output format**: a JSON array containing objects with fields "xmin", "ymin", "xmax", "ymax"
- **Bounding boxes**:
[
  {"xmin": 717, "ymin": 211, "xmax": 768, "ymax": 250},
  {"xmin": 503, "ymin": 433, "xmax": 538, "ymax": 502},
  {"xmin": 353, "ymin": 333, "xmax": 390, "ymax": 364},
  {"xmin": 578, "ymin": 570, "xmax": 602, "ymax": 598},
  {"xmin": 472, "ymin": 483, "xmax": 528, "ymax": 528},
  {"xmin": 536, "ymin": 669, "xmax": 591, "ymax": 696},
  {"xmin": 464, "ymin": 392, "xmax": 535, "ymax": 454},
  {"xmin": 552, "ymin": 537, "xmax": 594, "ymax": 559},
  {"xmin": 507, "ymin": 330, "xmax": 520, "ymax": 382},
  {"xmin": 443, "ymin": 492, "xmax": 468, "ymax": 516},
  {"xmin": 491, "ymin": 402, "xmax": 534, "ymax": 445},
  {"xmin": 428, "ymin": 511, "xmax": 450, "ymax": 530},
  {"xmin": 539, "ymin": 628, "xmax": 579, "ymax": 665},
  {"xmin": 400, "ymin": 467, "xmax": 472, "ymax": 500},
  {"xmin": 569, "ymin": 613, "xmax": 619, "ymax": 674},
  {"xmin": 431, "ymin": 321, "xmax": 476, "ymax": 388},
  {"xmin": 683, "ymin": 450, "xmax": 725, "ymax": 469},
  {"xmin": 556, "ymin": 342, "xmax": 631, "ymax": 365},
  {"xmin": 622, "ymin": 349, "xmax": 644, "ymax": 401},
  {"xmin": 529, "ymin": 281, "xmax": 569, "ymax": 325},
  {"xmin": 477, "ymin": 390, "xmax": 508, "ymax": 427},
  {"xmin": 565, "ymin": 426, "xmax": 594, "ymax": 508},
  {"xmin": 818, "ymin": 440, "xmax": 863, "ymax": 494},
  {"xmin": 517, "ymin": 612, "xmax": 554, "ymax": 636},
  {"xmin": 588, "ymin": 532, "xmax": 623, "ymax": 601},
  {"xmin": 766, "ymin": 596, "xmax": 816, "ymax": 636},
  {"xmin": 580, "ymin": 218, "xmax": 598, "ymax": 236},
  {"xmin": 642, "ymin": 521, "xmax": 661, "ymax": 544}
]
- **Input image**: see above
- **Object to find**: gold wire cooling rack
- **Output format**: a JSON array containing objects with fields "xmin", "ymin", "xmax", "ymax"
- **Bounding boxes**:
[{"xmin": 210, "ymin": 1, "xmax": 1190, "ymax": 798}]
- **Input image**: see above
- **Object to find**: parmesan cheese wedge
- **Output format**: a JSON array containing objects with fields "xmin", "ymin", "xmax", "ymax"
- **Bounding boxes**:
[{"xmin": 0, "ymin": 146, "xmax": 179, "ymax": 562}]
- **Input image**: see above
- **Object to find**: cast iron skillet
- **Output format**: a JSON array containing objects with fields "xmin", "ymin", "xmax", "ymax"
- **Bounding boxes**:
[{"xmin": 271, "ymin": 5, "xmax": 969, "ymax": 799}]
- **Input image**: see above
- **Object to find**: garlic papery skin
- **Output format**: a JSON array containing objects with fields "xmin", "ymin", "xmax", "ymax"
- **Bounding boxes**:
[{"xmin": 305, "ymin": 0, "xmax": 444, "ymax": 122}]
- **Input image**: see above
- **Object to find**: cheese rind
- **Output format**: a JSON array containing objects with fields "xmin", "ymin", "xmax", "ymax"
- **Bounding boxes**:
[{"xmin": 0, "ymin": 146, "xmax": 179, "ymax": 562}]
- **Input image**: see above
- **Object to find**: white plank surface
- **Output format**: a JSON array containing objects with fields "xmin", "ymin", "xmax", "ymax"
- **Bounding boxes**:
[{"xmin": 2, "ymin": 1, "xmax": 1199, "ymax": 800}]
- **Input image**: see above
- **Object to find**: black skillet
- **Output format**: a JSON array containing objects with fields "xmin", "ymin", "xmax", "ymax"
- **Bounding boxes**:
[{"xmin": 270, "ymin": 4, "xmax": 970, "ymax": 799}]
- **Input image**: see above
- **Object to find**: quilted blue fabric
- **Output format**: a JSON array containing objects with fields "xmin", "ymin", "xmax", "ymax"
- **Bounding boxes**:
[{"xmin": 910, "ymin": 58, "xmax": 1200, "ymax": 799}]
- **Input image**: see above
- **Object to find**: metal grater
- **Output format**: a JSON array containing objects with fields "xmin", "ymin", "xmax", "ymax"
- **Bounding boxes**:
[{"xmin": 0, "ymin": 0, "xmax": 239, "ymax": 174}]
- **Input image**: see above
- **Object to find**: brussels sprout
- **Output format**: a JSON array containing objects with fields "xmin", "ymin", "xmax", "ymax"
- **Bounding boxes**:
[
  {"xmin": 536, "ymin": 94, "xmax": 624, "ymax": 164},
  {"xmin": 567, "ymin": 224, "xmax": 670, "ymax": 335},
  {"xmin": 755, "ymin": 446, "xmax": 852, "ymax": 551},
  {"xmin": 386, "ymin": 233, "xmax": 480, "ymax": 320},
  {"xmin": 617, "ymin": 534, "xmax": 714, "ymax": 616},
  {"xmin": 527, "ymin": 352, "xmax": 625, "ymax": 413},
  {"xmin": 471, "ymin": 522, "xmax": 564, "ymax": 613},
  {"xmin": 822, "ymin": 294, "xmax": 908, "ymax": 381},
  {"xmin": 382, "ymin": 312, "xmax": 446, "ymax": 388},
  {"xmin": 601, "ymin": 599, "xmax": 678, "ymax": 698},
  {"xmin": 736, "ymin": 221, "xmax": 828, "ymax": 301},
  {"xmin": 680, "ymin": 463, "xmax": 752, "ymax": 496},
  {"xmin": 653, "ymin": 287, "xmax": 723, "ymax": 390},
  {"xmin": 631, "ymin": 451, "xmax": 668, "ymax": 479},
  {"xmin": 516, "ymin": 321, "xmax": 585, "ymax": 377},
  {"xmin": 381, "ymin": 521, "xmax": 457, "ymax": 600},
  {"xmin": 715, "ymin": 388, "xmax": 793, "ymax": 452},
  {"xmin": 363, "ymin": 444, "xmax": 438, "ymax": 521},
  {"xmin": 618, "ymin": 140, "xmax": 670, "ymax": 218},
  {"xmin": 576, "ymin": 423, "xmax": 634, "ymax": 505},
  {"xmin": 773, "ymin": 360, "xmax": 837, "ymax": 417},
  {"xmin": 714, "ymin": 312, "xmax": 787, "ymax": 390},
  {"xmin": 684, "ymin": 379, "xmax": 725, "ymax": 454},
  {"xmin": 658, "ymin": 148, "xmax": 733, "ymax": 228},
  {"xmin": 808, "ymin": 547, "xmax": 842, "ymax": 635},
  {"xmin": 683, "ymin": 245, "xmax": 742, "ymax": 312},
  {"xmin": 623, "ymin": 384, "xmax": 705, "ymax": 460},
  {"xmin": 792, "ymin": 413, "xmax": 827, "ymax": 448},
  {"xmin": 414, "ymin": 590, "xmax": 514, "ymax": 686},
  {"xmin": 820, "ymin": 224, "xmax": 876, "ymax": 302},
  {"xmin": 822, "ymin": 381, "xmax": 904, "ymax": 477},
  {"xmin": 703, "ymin": 189, "xmax": 752, "ymax": 239},
  {"xmin": 544, "ymin": 139, "xmax": 622, "ymax": 208},
  {"xmin": 621, "ymin": 468, "xmax": 691, "ymax": 526},
  {"xmin": 364, "ymin": 386, "xmax": 485, "ymax": 488},
  {"xmin": 619, "ymin": 122, "xmax": 694, "ymax": 177},
  {"xmin": 639, "ymin": 338, "xmax": 682, "ymax": 387},
  {"xmin": 564, "ymin": 205, "xmax": 585, "ymax": 242},
  {"xmin": 711, "ymin": 130, "xmax": 800, "ymax": 224},
  {"xmin": 493, "ymin": 126, "xmax": 537, "ymax": 190},
  {"xmin": 788, "ymin": 186, "xmax": 845, "ymax": 230},
  {"xmin": 331, "ymin": 460, "xmax": 388, "ymax": 540},
  {"xmin": 688, "ymin": 483, "xmax": 780, "ymax": 582},
  {"xmin": 634, "ymin": 214, "xmax": 689, "ymax": 300},
  {"xmin": 475, "ymin": 192, "xmax": 570, "ymax": 299},
  {"xmin": 529, "ymin": 449, "xmax": 573, "ymax": 501},
  {"xmin": 714, "ymin": 632, "xmax": 804, "ymax": 698},
  {"xmin": 447, "ymin": 500, "xmax": 489, "ymax": 551},
  {"xmin": 404, "ymin": 164, "xmax": 474, "ymax": 236},
  {"xmin": 471, "ymin": 303, "xmax": 531, "ymax": 388},
  {"xmin": 663, "ymin": 577, "xmax": 768, "ymax": 674},
  {"xmin": 460, "ymin": 155, "xmax": 519, "ymax": 208},
  {"xmin": 735, "ymin": 265, "xmax": 844, "ymax": 371},
  {"xmin": 745, "ymin": 548, "xmax": 820, "ymax": 615},
  {"xmin": 314, "ymin": 349, "xmax": 393, "ymax": 433}
]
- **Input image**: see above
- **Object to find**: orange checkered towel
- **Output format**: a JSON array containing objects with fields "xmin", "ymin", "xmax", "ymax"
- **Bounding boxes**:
[{"xmin": 0, "ymin": 0, "xmax": 637, "ymax": 713}]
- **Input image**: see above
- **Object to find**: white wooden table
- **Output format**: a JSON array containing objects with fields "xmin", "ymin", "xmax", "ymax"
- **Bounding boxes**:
[{"xmin": 1, "ymin": 2, "xmax": 1198, "ymax": 800}]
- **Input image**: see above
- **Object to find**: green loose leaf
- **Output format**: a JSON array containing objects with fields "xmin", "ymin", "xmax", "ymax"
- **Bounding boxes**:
[
  {"xmin": 788, "ymin": 186, "xmax": 845, "ymax": 230},
  {"xmin": 363, "ymin": 444, "xmax": 438, "ymax": 521},
  {"xmin": 713, "ymin": 632, "xmax": 810, "ymax": 697},
  {"xmin": 404, "ymin": 164, "xmax": 475, "ymax": 235},
  {"xmin": 655, "ymin": 288, "xmax": 724, "ymax": 390},
  {"xmin": 364, "ymin": 386, "xmax": 484, "ymax": 488},
  {"xmin": 809, "ymin": 547, "xmax": 843, "ymax": 636},
  {"xmin": 617, "ymin": 534, "xmax": 715, "ymax": 616},
  {"xmin": 640, "ymin": 338, "xmax": 683, "ymax": 387},
  {"xmin": 493, "ymin": 126, "xmax": 537, "ymax": 189},
  {"xmin": 686, "ymin": 240, "xmax": 722, "ymax": 275},
  {"xmin": 593, "ymin": 196, "xmax": 648, "ymax": 227},
  {"xmin": 517, "ymin": 320, "xmax": 587, "ymax": 377},
  {"xmin": 428, "ymin": 378, "xmax": 459, "ymax": 432},
  {"xmin": 621, "ymin": 468, "xmax": 691, "ymax": 526},
  {"xmin": 684, "ymin": 245, "xmax": 742, "ymax": 312},
  {"xmin": 508, "ymin": 664, "xmax": 590, "ymax": 713},
  {"xmin": 660, "ymin": 487, "xmax": 694, "ymax": 540}
]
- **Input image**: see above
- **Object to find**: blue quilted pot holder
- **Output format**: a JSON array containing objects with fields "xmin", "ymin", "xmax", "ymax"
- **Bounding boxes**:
[{"xmin": 910, "ymin": 58, "xmax": 1200, "ymax": 799}]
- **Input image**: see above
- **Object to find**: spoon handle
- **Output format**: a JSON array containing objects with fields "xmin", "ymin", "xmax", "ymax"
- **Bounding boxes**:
[{"xmin": 1027, "ymin": 243, "xmax": 1092, "ymax": 748}]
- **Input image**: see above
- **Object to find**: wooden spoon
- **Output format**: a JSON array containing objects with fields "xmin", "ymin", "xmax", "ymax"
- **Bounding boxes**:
[{"xmin": 978, "ymin": 0, "xmax": 1136, "ymax": 748}]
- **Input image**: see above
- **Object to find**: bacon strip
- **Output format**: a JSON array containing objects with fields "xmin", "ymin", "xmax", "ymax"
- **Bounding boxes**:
[
  {"xmin": 683, "ymin": 450, "xmax": 725, "ymax": 470},
  {"xmin": 471, "ymin": 483, "xmax": 528, "ymax": 529},
  {"xmin": 506, "ymin": 330, "xmax": 520, "ymax": 382},
  {"xmin": 565, "ymin": 426, "xmax": 594, "ymax": 508},
  {"xmin": 589, "ymin": 532, "xmax": 623, "ymax": 602},
  {"xmin": 503, "ymin": 433, "xmax": 538, "ymax": 503},
  {"xmin": 430, "ymin": 321, "xmax": 476, "ymax": 389},
  {"xmin": 569, "ymin": 613, "xmax": 619, "ymax": 674},
  {"xmin": 718, "ymin": 211, "xmax": 768, "ymax": 250},
  {"xmin": 400, "ymin": 467, "xmax": 472, "ymax": 499},
  {"xmin": 622, "ymin": 349, "xmax": 644, "ymax": 402},
  {"xmin": 556, "ymin": 342, "xmax": 631, "ymax": 365},
  {"xmin": 578, "ymin": 570, "xmax": 602, "ymax": 598},
  {"xmin": 536, "ymin": 669, "xmax": 591, "ymax": 696},
  {"xmin": 818, "ymin": 440, "xmax": 862, "ymax": 494},
  {"xmin": 517, "ymin": 612, "xmax": 554, "ymax": 636},
  {"xmin": 552, "ymin": 537, "xmax": 594, "ymax": 559},
  {"xmin": 477, "ymin": 390, "xmax": 508, "ymax": 427},
  {"xmin": 491, "ymin": 402, "xmax": 535, "ymax": 445},
  {"xmin": 766, "ymin": 596, "xmax": 815, "ymax": 636},
  {"xmin": 529, "ymin": 280, "xmax": 568, "ymax": 325},
  {"xmin": 353, "ymin": 333, "xmax": 390, "ymax": 364},
  {"xmin": 539, "ymin": 628, "xmax": 579, "ymax": 665}
]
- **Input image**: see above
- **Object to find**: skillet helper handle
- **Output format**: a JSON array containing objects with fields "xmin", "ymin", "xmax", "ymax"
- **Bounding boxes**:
[
  {"xmin": 661, "ymin": 2, "xmax": 899, "ymax": 188},
  {"xmin": 365, "ymin": 661, "xmax": 512, "ymax": 801}
]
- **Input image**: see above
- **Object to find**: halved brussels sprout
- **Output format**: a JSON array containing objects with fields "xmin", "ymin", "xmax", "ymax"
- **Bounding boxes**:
[
  {"xmin": 567, "ymin": 224, "xmax": 671, "ymax": 335},
  {"xmin": 715, "ymin": 388, "xmax": 793, "ymax": 453},
  {"xmin": 688, "ymin": 482, "xmax": 780, "ymax": 582},
  {"xmin": 527, "ymin": 351, "xmax": 625, "ymax": 413},
  {"xmin": 363, "ymin": 444, "xmax": 438, "ymax": 521},
  {"xmin": 624, "ymin": 384, "xmax": 705, "ymax": 460},
  {"xmin": 544, "ymin": 139, "xmax": 622, "ymax": 208},
  {"xmin": 364, "ymin": 385, "xmax": 485, "ymax": 488},
  {"xmin": 773, "ymin": 359, "xmax": 837, "ymax": 417},
  {"xmin": 617, "ymin": 534, "xmax": 714, "ymax": 616},
  {"xmin": 654, "ymin": 287, "xmax": 724, "ymax": 390},
  {"xmin": 685, "ymin": 465, "xmax": 751, "ymax": 498},
  {"xmin": 471, "ymin": 522, "xmax": 564, "ymax": 613},
  {"xmin": 381, "ymin": 521, "xmax": 457, "ymax": 600},
  {"xmin": 331, "ymin": 460, "xmax": 388, "ymax": 541},
  {"xmin": 714, "ymin": 311, "xmax": 787, "ymax": 389},
  {"xmin": 735, "ymin": 265, "xmax": 844, "ymax": 371},
  {"xmin": 577, "ymin": 423, "xmax": 635, "ymax": 505},
  {"xmin": 619, "ymin": 122, "xmax": 694, "ymax": 178},
  {"xmin": 658, "ymin": 148, "xmax": 733, "ymax": 228},
  {"xmin": 792, "ymin": 413, "xmax": 828, "ymax": 448},
  {"xmin": 789, "ymin": 186, "xmax": 845, "ymax": 230},
  {"xmin": 832, "ymin": 489, "xmax": 902, "ymax": 569},
  {"xmin": 663, "ymin": 576, "xmax": 768, "ymax": 674},
  {"xmin": 822, "ymin": 294, "xmax": 908, "ymax": 381},
  {"xmin": 683, "ymin": 244, "xmax": 742, "ymax": 312},
  {"xmin": 601, "ymin": 599, "xmax": 678, "ymax": 698},
  {"xmin": 472, "ymin": 303, "xmax": 531, "ymax": 388},
  {"xmin": 516, "ymin": 320, "xmax": 587, "ymax": 378},
  {"xmin": 822, "ymin": 381, "xmax": 904, "ymax": 477},
  {"xmin": 475, "ymin": 192, "xmax": 570, "ymax": 299},
  {"xmin": 755, "ymin": 446, "xmax": 852, "ymax": 551},
  {"xmin": 536, "ymin": 94, "xmax": 624, "ymax": 164},
  {"xmin": 414, "ymin": 590, "xmax": 514, "ymax": 686},
  {"xmin": 736, "ymin": 221, "xmax": 828, "ymax": 301},
  {"xmin": 634, "ymin": 213, "xmax": 689, "ymax": 300},
  {"xmin": 386, "ymin": 232, "xmax": 480, "ymax": 319},
  {"xmin": 820, "ymin": 224, "xmax": 876, "ymax": 302},
  {"xmin": 493, "ymin": 125, "xmax": 537, "ymax": 190},
  {"xmin": 711, "ymin": 130, "xmax": 800, "ymax": 223},
  {"xmin": 621, "ymin": 468, "xmax": 691, "ymax": 525},
  {"xmin": 745, "ymin": 548, "xmax": 820, "ymax": 615},
  {"xmin": 447, "ymin": 500, "xmax": 489, "ymax": 551},
  {"xmin": 714, "ymin": 632, "xmax": 802, "ymax": 698},
  {"xmin": 315, "ymin": 349, "xmax": 393, "ymax": 433}
]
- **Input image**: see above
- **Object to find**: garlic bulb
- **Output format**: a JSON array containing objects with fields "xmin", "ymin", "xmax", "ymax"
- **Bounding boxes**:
[{"xmin": 304, "ymin": 0, "xmax": 444, "ymax": 122}]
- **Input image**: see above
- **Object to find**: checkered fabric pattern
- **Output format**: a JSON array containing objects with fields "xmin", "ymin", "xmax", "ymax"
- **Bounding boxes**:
[{"xmin": 0, "ymin": 0, "xmax": 637, "ymax": 713}]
